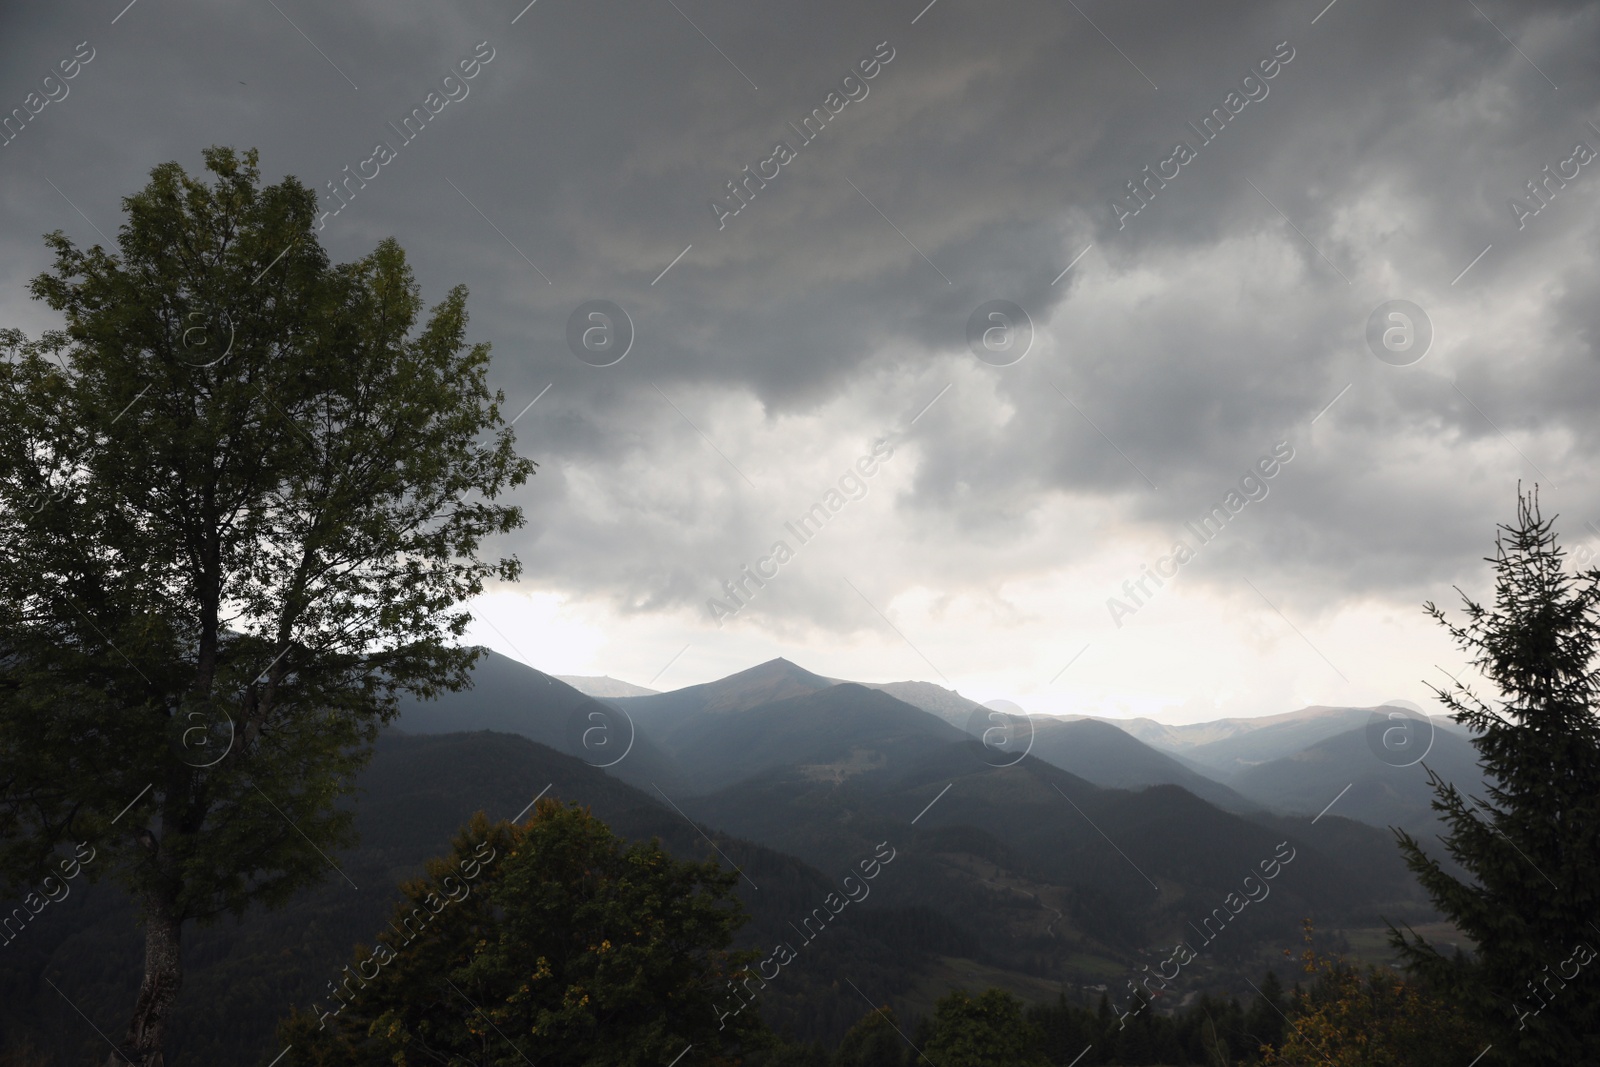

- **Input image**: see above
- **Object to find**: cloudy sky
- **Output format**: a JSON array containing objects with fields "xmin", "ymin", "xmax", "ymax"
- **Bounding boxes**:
[{"xmin": 4, "ymin": 0, "xmax": 1598, "ymax": 722}]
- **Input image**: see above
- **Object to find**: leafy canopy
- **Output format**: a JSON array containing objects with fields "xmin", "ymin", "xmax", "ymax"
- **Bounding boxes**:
[
  {"xmin": 1265, "ymin": 921, "xmax": 1489, "ymax": 1067},
  {"xmin": 0, "ymin": 144, "xmax": 532, "ymax": 922},
  {"xmin": 922, "ymin": 988, "xmax": 1049, "ymax": 1067},
  {"xmin": 280, "ymin": 800, "xmax": 771, "ymax": 1067}
]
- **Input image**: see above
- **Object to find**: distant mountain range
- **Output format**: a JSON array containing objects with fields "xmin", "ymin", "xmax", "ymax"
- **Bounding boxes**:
[
  {"xmin": 750, "ymin": 672, "xmax": 1486, "ymax": 834},
  {"xmin": 13, "ymin": 651, "xmax": 1488, "ymax": 1065},
  {"xmin": 455, "ymin": 655, "xmax": 1450, "ymax": 927},
  {"xmin": 1229, "ymin": 724, "xmax": 1487, "ymax": 834},
  {"xmin": 1093, "ymin": 703, "xmax": 1488, "ymax": 834},
  {"xmin": 1025, "ymin": 717, "xmax": 1262, "ymax": 813},
  {"xmin": 398, "ymin": 651, "xmax": 686, "ymax": 792},
  {"xmin": 1116, "ymin": 704, "xmax": 1466, "ymax": 772},
  {"xmin": 557, "ymin": 662, "xmax": 1493, "ymax": 836},
  {"xmin": 1111, "ymin": 705, "xmax": 1385, "ymax": 758}
]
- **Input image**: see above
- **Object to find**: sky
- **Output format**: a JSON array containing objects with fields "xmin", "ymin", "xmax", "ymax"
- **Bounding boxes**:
[{"xmin": 3, "ymin": 0, "xmax": 1598, "ymax": 723}]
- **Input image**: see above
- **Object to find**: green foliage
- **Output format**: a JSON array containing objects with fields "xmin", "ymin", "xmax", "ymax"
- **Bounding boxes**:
[
  {"xmin": 1263, "ymin": 921, "xmax": 1489, "ymax": 1066},
  {"xmin": 830, "ymin": 1005, "xmax": 909, "ymax": 1067},
  {"xmin": 0, "ymin": 145, "xmax": 532, "ymax": 1063},
  {"xmin": 1241, "ymin": 970, "xmax": 1286, "ymax": 1052},
  {"xmin": 751, "ymin": 1041, "xmax": 830, "ymax": 1067},
  {"xmin": 0, "ymin": 731, "xmax": 989, "ymax": 1064},
  {"xmin": 922, "ymin": 988, "xmax": 1049, "ymax": 1067},
  {"xmin": 1390, "ymin": 490, "xmax": 1600, "ymax": 1064},
  {"xmin": 279, "ymin": 799, "xmax": 771, "ymax": 1066},
  {"xmin": 1023, "ymin": 978, "xmax": 1293, "ymax": 1065}
]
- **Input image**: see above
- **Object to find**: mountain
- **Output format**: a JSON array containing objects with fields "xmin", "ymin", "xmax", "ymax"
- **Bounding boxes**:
[
  {"xmin": 612, "ymin": 665, "xmax": 1254, "ymax": 808},
  {"xmin": 394, "ymin": 648, "xmax": 686, "ymax": 791},
  {"xmin": 544, "ymin": 656, "xmax": 1435, "ymax": 982},
  {"xmin": 1128, "ymin": 706, "xmax": 1437, "ymax": 776},
  {"xmin": 556, "ymin": 674, "xmax": 660, "ymax": 698},
  {"xmin": 409, "ymin": 656, "xmax": 1456, "ymax": 890},
  {"xmin": 876, "ymin": 702, "xmax": 1359, "ymax": 759},
  {"xmin": 624, "ymin": 680, "xmax": 969, "ymax": 794},
  {"xmin": 605, "ymin": 656, "xmax": 836, "ymax": 728},
  {"xmin": 5, "ymin": 731, "xmax": 979, "ymax": 1064},
  {"xmin": 13, "ymin": 654, "xmax": 1454, "ymax": 1066},
  {"xmin": 853, "ymin": 678, "xmax": 988, "ymax": 730},
  {"xmin": 1087, "ymin": 705, "xmax": 1487, "ymax": 837},
  {"xmin": 683, "ymin": 735, "xmax": 1433, "ymax": 977},
  {"xmin": 850, "ymin": 680, "xmax": 1257, "ymax": 810},
  {"xmin": 1228, "ymin": 724, "xmax": 1491, "ymax": 835},
  {"xmin": 1025, "ymin": 718, "xmax": 1260, "ymax": 813}
]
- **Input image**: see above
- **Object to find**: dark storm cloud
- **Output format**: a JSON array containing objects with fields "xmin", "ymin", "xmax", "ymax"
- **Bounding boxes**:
[{"xmin": 4, "ymin": 0, "xmax": 1599, "ymax": 631}]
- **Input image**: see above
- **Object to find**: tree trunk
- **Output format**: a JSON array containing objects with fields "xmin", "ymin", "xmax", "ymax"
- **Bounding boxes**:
[{"xmin": 108, "ymin": 892, "xmax": 182, "ymax": 1067}]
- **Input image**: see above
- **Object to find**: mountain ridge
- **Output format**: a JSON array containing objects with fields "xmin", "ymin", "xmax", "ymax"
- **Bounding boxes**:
[{"xmin": 556, "ymin": 673, "xmax": 660, "ymax": 698}]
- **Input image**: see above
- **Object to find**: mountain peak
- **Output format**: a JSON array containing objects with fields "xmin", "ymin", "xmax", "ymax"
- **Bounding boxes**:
[
  {"xmin": 549, "ymin": 659, "xmax": 826, "ymax": 706},
  {"xmin": 651, "ymin": 657, "xmax": 834, "ymax": 714}
]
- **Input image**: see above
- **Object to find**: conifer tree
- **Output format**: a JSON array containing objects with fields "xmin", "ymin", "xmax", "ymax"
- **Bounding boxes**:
[
  {"xmin": 1243, "ymin": 971, "xmax": 1287, "ymax": 1053},
  {"xmin": 1390, "ymin": 489, "xmax": 1600, "ymax": 1064}
]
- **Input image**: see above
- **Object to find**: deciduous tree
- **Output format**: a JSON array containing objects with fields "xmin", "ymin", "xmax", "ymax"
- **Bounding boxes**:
[
  {"xmin": 280, "ymin": 800, "xmax": 770, "ymax": 1066},
  {"xmin": 0, "ymin": 146, "xmax": 533, "ymax": 1066},
  {"xmin": 831, "ymin": 1004, "xmax": 909, "ymax": 1067},
  {"xmin": 922, "ymin": 988, "xmax": 1048, "ymax": 1067},
  {"xmin": 1264, "ymin": 921, "xmax": 1488, "ymax": 1066}
]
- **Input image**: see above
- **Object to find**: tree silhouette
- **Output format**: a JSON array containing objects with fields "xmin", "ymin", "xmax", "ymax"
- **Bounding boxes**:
[
  {"xmin": 0, "ymin": 146, "xmax": 533, "ymax": 1066},
  {"xmin": 1390, "ymin": 488, "xmax": 1600, "ymax": 1064}
]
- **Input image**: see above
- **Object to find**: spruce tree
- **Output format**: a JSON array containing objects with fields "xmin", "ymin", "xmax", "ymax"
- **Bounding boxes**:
[
  {"xmin": 1390, "ymin": 489, "xmax": 1600, "ymax": 1064},
  {"xmin": 1244, "ymin": 970, "xmax": 1287, "ymax": 1053}
]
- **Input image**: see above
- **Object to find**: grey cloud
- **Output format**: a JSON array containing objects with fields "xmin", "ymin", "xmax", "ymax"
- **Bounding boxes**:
[{"xmin": 4, "ymin": 0, "xmax": 1600, "ymax": 640}]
